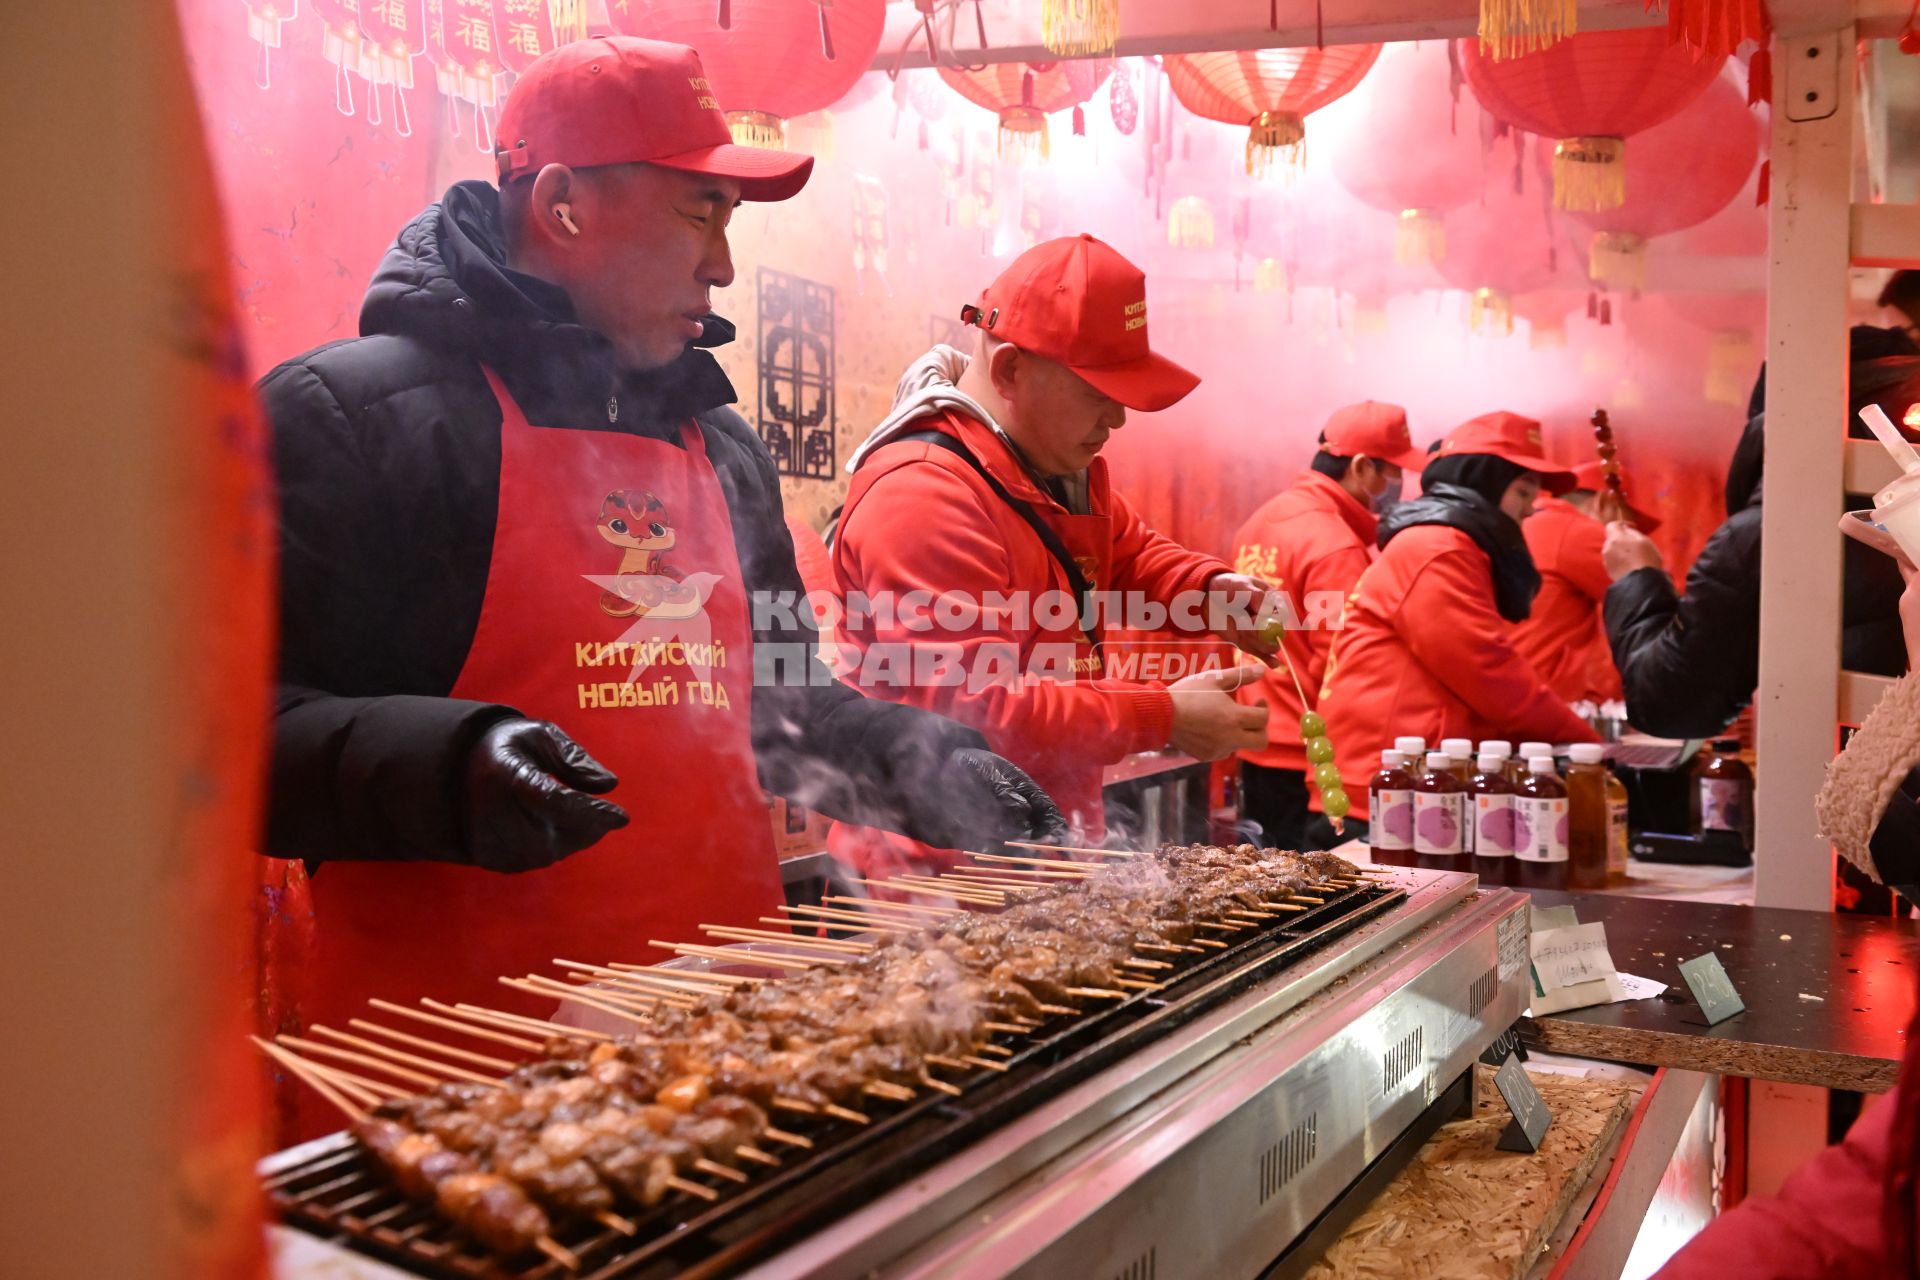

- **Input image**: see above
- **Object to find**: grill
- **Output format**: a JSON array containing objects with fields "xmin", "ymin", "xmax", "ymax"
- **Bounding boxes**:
[{"xmin": 264, "ymin": 877, "xmax": 1411, "ymax": 1280}]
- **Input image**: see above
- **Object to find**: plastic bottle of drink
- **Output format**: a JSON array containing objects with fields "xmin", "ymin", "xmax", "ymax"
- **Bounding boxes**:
[
  {"xmin": 1395, "ymin": 737, "xmax": 1429, "ymax": 783},
  {"xmin": 1469, "ymin": 752, "xmax": 1517, "ymax": 886},
  {"xmin": 1479, "ymin": 740, "xmax": 1513, "ymax": 772},
  {"xmin": 1413, "ymin": 751, "xmax": 1470, "ymax": 872},
  {"xmin": 1366, "ymin": 750, "xmax": 1418, "ymax": 867},
  {"xmin": 1513, "ymin": 756, "xmax": 1571, "ymax": 890},
  {"xmin": 1565, "ymin": 744, "xmax": 1610, "ymax": 890},
  {"xmin": 1441, "ymin": 739, "xmax": 1476, "ymax": 785},
  {"xmin": 1694, "ymin": 738, "xmax": 1754, "ymax": 850},
  {"xmin": 1604, "ymin": 767, "xmax": 1631, "ymax": 881},
  {"xmin": 1508, "ymin": 741, "xmax": 1552, "ymax": 786}
]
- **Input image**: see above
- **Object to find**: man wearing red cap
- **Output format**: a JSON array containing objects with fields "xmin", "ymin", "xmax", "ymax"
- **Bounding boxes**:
[
  {"xmin": 256, "ymin": 36, "xmax": 1060, "ymax": 1118},
  {"xmin": 1229, "ymin": 402, "xmax": 1426, "ymax": 849},
  {"xmin": 1317, "ymin": 411, "xmax": 1599, "ymax": 843},
  {"xmin": 1512, "ymin": 462, "xmax": 1662, "ymax": 705},
  {"xmin": 828, "ymin": 234, "xmax": 1275, "ymax": 876}
]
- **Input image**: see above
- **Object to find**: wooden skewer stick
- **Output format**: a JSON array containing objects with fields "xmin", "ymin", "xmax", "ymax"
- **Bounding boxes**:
[
  {"xmin": 304, "ymin": 1057, "xmax": 409, "ymax": 1102},
  {"xmin": 559, "ymin": 971, "xmax": 702, "ymax": 1009},
  {"xmin": 952, "ymin": 867, "xmax": 1090, "ymax": 884},
  {"xmin": 864, "ymin": 1081, "xmax": 916, "ymax": 1102},
  {"xmin": 821, "ymin": 894, "xmax": 963, "ymax": 918},
  {"xmin": 1114, "ymin": 978, "xmax": 1163, "ymax": 992},
  {"xmin": 761, "ymin": 914, "xmax": 891, "ymax": 937},
  {"xmin": 822, "ymin": 1103, "xmax": 871, "ymax": 1125},
  {"xmin": 922, "ymin": 1054, "xmax": 973, "ymax": 1071},
  {"xmin": 736, "ymin": 1145, "xmax": 782, "ymax": 1167},
  {"xmin": 776, "ymin": 904, "xmax": 910, "ymax": 932},
  {"xmin": 553, "ymin": 961, "xmax": 713, "ymax": 1001},
  {"xmin": 1122, "ymin": 958, "xmax": 1173, "ymax": 971},
  {"xmin": 518, "ymin": 972, "xmax": 681, "ymax": 1014},
  {"xmin": 694, "ymin": 1158, "xmax": 750, "ymax": 1184},
  {"xmin": 762, "ymin": 1127, "xmax": 813, "ymax": 1149},
  {"xmin": 434, "ymin": 998, "xmax": 613, "ymax": 1043},
  {"xmin": 1188, "ymin": 936, "xmax": 1229, "ymax": 949},
  {"xmin": 276, "ymin": 1034, "xmax": 443, "ymax": 1089},
  {"xmin": 347, "ymin": 1019, "xmax": 519, "ymax": 1074},
  {"xmin": 936, "ymin": 873, "xmax": 1037, "ymax": 891},
  {"xmin": 605, "ymin": 962, "xmax": 756, "ymax": 987},
  {"xmin": 499, "ymin": 978, "xmax": 653, "ymax": 1027},
  {"xmin": 965, "ymin": 852, "xmax": 1098, "ymax": 870},
  {"xmin": 656, "ymin": 941, "xmax": 840, "ymax": 971},
  {"xmin": 1257, "ymin": 901, "xmax": 1308, "ymax": 914},
  {"xmin": 862, "ymin": 876, "xmax": 1002, "ymax": 905},
  {"xmin": 975, "ymin": 1043, "xmax": 1014, "ymax": 1057},
  {"xmin": 595, "ymin": 1210, "xmax": 639, "ymax": 1235},
  {"xmin": 962, "ymin": 1054, "xmax": 1011, "ymax": 1072},
  {"xmin": 251, "ymin": 1037, "xmax": 366, "ymax": 1122},
  {"xmin": 1065, "ymin": 987, "xmax": 1129, "ymax": 1001},
  {"xmin": 309, "ymin": 1024, "xmax": 503, "ymax": 1086},
  {"xmin": 666, "ymin": 1176, "xmax": 720, "ymax": 1203},
  {"xmin": 1004, "ymin": 840, "xmax": 1139, "ymax": 857},
  {"xmin": 536, "ymin": 1237, "xmax": 581, "ymax": 1272},
  {"xmin": 699, "ymin": 925, "xmax": 874, "ymax": 955},
  {"xmin": 980, "ymin": 1021, "xmax": 1031, "ymax": 1035},
  {"xmin": 1034, "ymin": 1002, "xmax": 1078, "ymax": 1016},
  {"xmin": 368, "ymin": 999, "xmax": 544, "ymax": 1053}
]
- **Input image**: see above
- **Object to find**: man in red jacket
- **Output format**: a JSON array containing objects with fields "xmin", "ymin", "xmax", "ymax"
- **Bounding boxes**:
[
  {"xmin": 1230, "ymin": 402, "xmax": 1427, "ymax": 849},
  {"xmin": 1317, "ymin": 412, "xmax": 1599, "ymax": 835},
  {"xmin": 829, "ymin": 234, "xmax": 1274, "ymax": 879},
  {"xmin": 1512, "ymin": 461, "xmax": 1661, "ymax": 704}
]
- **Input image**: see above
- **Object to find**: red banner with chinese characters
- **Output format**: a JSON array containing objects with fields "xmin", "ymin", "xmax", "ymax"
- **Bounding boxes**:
[
  {"xmin": 444, "ymin": 0, "xmax": 503, "ymax": 107},
  {"xmin": 491, "ymin": 0, "xmax": 558, "ymax": 73},
  {"xmin": 359, "ymin": 0, "xmax": 425, "ymax": 89}
]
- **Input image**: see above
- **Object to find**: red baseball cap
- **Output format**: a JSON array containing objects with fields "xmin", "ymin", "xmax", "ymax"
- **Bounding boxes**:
[
  {"xmin": 1570, "ymin": 460, "xmax": 1663, "ymax": 531},
  {"xmin": 1435, "ymin": 411, "xmax": 1579, "ymax": 494},
  {"xmin": 965, "ymin": 234, "xmax": 1200, "ymax": 412},
  {"xmin": 494, "ymin": 36, "xmax": 812, "ymax": 202},
  {"xmin": 1321, "ymin": 401, "xmax": 1427, "ymax": 472}
]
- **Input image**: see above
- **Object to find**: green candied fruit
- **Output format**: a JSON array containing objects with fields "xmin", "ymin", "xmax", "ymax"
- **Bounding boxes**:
[
  {"xmin": 1321, "ymin": 787, "xmax": 1352, "ymax": 819},
  {"xmin": 1304, "ymin": 735, "xmax": 1336, "ymax": 765},
  {"xmin": 1299, "ymin": 711, "xmax": 1326, "ymax": 739},
  {"xmin": 1258, "ymin": 617, "xmax": 1287, "ymax": 647},
  {"xmin": 1313, "ymin": 762, "xmax": 1342, "ymax": 791}
]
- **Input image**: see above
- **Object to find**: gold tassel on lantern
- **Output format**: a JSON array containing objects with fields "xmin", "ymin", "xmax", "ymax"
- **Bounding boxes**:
[
  {"xmin": 1168, "ymin": 196, "xmax": 1215, "ymax": 250},
  {"xmin": 727, "ymin": 110, "xmax": 787, "ymax": 150},
  {"xmin": 1041, "ymin": 0, "xmax": 1120, "ymax": 57},
  {"xmin": 1246, "ymin": 111, "xmax": 1306, "ymax": 179},
  {"xmin": 1470, "ymin": 287, "xmax": 1515, "ymax": 336},
  {"xmin": 1478, "ymin": 0, "xmax": 1577, "ymax": 61},
  {"xmin": 1588, "ymin": 231, "xmax": 1647, "ymax": 289},
  {"xmin": 1254, "ymin": 257, "xmax": 1288, "ymax": 294},
  {"xmin": 1705, "ymin": 330, "xmax": 1757, "ymax": 405},
  {"xmin": 1395, "ymin": 209, "xmax": 1446, "ymax": 266},
  {"xmin": 997, "ymin": 107, "xmax": 1050, "ymax": 164},
  {"xmin": 788, "ymin": 110, "xmax": 836, "ymax": 161},
  {"xmin": 1552, "ymin": 137, "xmax": 1627, "ymax": 212}
]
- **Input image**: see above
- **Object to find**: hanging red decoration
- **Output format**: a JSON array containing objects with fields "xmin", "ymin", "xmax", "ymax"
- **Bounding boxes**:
[
  {"xmin": 488, "ymin": 0, "xmax": 560, "ymax": 73},
  {"xmin": 1331, "ymin": 43, "xmax": 1490, "ymax": 265},
  {"xmin": 308, "ymin": 0, "xmax": 380, "ymax": 115},
  {"xmin": 1647, "ymin": 0, "xmax": 1771, "ymax": 61},
  {"xmin": 1110, "ymin": 56, "xmax": 1140, "ymax": 135},
  {"xmin": 1460, "ymin": 28, "xmax": 1725, "ymax": 212},
  {"xmin": 937, "ymin": 60, "xmax": 1112, "ymax": 162},
  {"xmin": 1434, "ymin": 176, "xmax": 1560, "ymax": 335},
  {"xmin": 241, "ymin": 0, "xmax": 299, "ymax": 89},
  {"xmin": 1163, "ymin": 45, "xmax": 1380, "ymax": 177},
  {"xmin": 613, "ymin": 0, "xmax": 888, "ymax": 149},
  {"xmin": 1560, "ymin": 72, "xmax": 1758, "ymax": 289},
  {"xmin": 440, "ymin": 0, "xmax": 506, "ymax": 144},
  {"xmin": 360, "ymin": 0, "xmax": 425, "ymax": 135}
]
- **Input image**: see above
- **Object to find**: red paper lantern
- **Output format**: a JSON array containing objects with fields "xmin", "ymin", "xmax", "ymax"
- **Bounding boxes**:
[
  {"xmin": 1665, "ymin": 291, "xmax": 1766, "ymax": 405},
  {"xmin": 1164, "ymin": 45, "xmax": 1380, "ymax": 177},
  {"xmin": 1332, "ymin": 43, "xmax": 1492, "ymax": 265},
  {"xmin": 1435, "ymin": 179, "xmax": 1560, "ymax": 335},
  {"xmin": 937, "ymin": 60, "xmax": 1112, "ymax": 162},
  {"xmin": 1461, "ymin": 28, "xmax": 1725, "ymax": 212},
  {"xmin": 1513, "ymin": 290, "xmax": 1582, "ymax": 349},
  {"xmin": 613, "ymin": 0, "xmax": 887, "ymax": 149},
  {"xmin": 1559, "ymin": 73, "xmax": 1756, "ymax": 289}
]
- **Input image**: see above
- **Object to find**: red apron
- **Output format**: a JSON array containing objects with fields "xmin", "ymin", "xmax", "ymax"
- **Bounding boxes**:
[{"xmin": 298, "ymin": 371, "xmax": 780, "ymax": 1111}]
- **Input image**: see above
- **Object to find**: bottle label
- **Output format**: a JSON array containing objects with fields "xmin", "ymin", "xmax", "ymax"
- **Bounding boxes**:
[
  {"xmin": 1413, "ymin": 792, "xmax": 1468, "ymax": 857},
  {"xmin": 1370, "ymin": 787, "xmax": 1414, "ymax": 851},
  {"xmin": 1699, "ymin": 779, "xmax": 1748, "ymax": 835},
  {"xmin": 1514, "ymin": 796, "xmax": 1570, "ymax": 863},
  {"xmin": 1474, "ymin": 794, "xmax": 1517, "ymax": 857},
  {"xmin": 1606, "ymin": 796, "xmax": 1631, "ymax": 876}
]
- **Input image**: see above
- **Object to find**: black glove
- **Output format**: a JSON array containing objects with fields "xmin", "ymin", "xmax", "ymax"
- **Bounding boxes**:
[
  {"xmin": 461, "ymin": 718, "xmax": 630, "ymax": 873},
  {"xmin": 905, "ymin": 748, "xmax": 1068, "ymax": 851}
]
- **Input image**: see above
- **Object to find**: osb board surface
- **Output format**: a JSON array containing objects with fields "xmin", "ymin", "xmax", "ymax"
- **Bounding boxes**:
[{"xmin": 1303, "ymin": 1072, "xmax": 1637, "ymax": 1280}]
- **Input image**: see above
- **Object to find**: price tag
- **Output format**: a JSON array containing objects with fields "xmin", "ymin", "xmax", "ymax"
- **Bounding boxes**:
[
  {"xmin": 1493, "ymin": 1053, "xmax": 1553, "ymax": 1153},
  {"xmin": 1678, "ymin": 952, "xmax": 1745, "ymax": 1027}
]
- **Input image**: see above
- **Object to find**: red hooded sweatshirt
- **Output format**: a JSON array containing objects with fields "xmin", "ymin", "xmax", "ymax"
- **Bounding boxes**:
[
  {"xmin": 1229, "ymin": 470, "xmax": 1378, "ymax": 773},
  {"xmin": 1316, "ymin": 524, "xmax": 1598, "ymax": 818},
  {"xmin": 828, "ymin": 406, "xmax": 1228, "ymax": 875},
  {"xmin": 1513, "ymin": 496, "xmax": 1624, "ymax": 703}
]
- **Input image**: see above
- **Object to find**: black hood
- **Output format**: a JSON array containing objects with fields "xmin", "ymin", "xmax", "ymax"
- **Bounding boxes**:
[
  {"xmin": 359, "ymin": 180, "xmax": 739, "ymax": 430},
  {"xmin": 1725, "ymin": 351, "xmax": 1920, "ymax": 515},
  {"xmin": 1380, "ymin": 483, "xmax": 1542, "ymax": 623}
]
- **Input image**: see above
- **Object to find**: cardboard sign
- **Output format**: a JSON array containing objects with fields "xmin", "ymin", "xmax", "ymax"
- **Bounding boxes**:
[
  {"xmin": 1678, "ymin": 951, "xmax": 1746, "ymax": 1026},
  {"xmin": 1493, "ymin": 1053, "xmax": 1553, "ymax": 1153},
  {"xmin": 1529, "ymin": 922, "xmax": 1626, "ymax": 1015}
]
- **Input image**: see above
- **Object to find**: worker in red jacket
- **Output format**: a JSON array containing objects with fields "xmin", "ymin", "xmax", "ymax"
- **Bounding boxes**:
[
  {"xmin": 1512, "ymin": 461, "xmax": 1661, "ymax": 704},
  {"xmin": 829, "ymin": 233, "xmax": 1276, "ymax": 879},
  {"xmin": 1230, "ymin": 402, "xmax": 1427, "ymax": 849},
  {"xmin": 1315, "ymin": 412, "xmax": 1599, "ymax": 840}
]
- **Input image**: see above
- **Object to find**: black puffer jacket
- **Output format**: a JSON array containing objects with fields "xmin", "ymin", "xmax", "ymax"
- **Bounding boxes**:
[
  {"xmin": 262, "ymin": 180, "xmax": 985, "ymax": 862},
  {"xmin": 1604, "ymin": 346, "xmax": 1920, "ymax": 738}
]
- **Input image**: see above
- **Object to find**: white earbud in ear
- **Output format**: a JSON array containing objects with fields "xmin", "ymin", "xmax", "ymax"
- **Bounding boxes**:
[{"xmin": 554, "ymin": 204, "xmax": 581, "ymax": 236}]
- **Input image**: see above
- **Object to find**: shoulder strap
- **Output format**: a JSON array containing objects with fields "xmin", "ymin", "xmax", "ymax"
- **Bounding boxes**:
[{"xmin": 895, "ymin": 428, "xmax": 1102, "ymax": 654}]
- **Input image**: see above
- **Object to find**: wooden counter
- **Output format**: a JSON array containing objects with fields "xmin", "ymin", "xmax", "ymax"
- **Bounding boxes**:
[{"xmin": 1519, "ymin": 891, "xmax": 1917, "ymax": 1093}]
